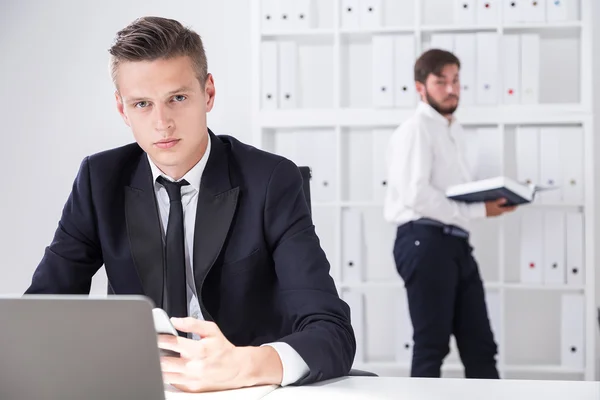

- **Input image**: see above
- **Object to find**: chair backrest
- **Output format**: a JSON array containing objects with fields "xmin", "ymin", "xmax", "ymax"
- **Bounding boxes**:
[{"xmin": 298, "ymin": 166, "xmax": 312, "ymax": 214}]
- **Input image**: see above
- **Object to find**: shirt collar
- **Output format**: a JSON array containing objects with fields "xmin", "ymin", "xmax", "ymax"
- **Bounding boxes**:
[
  {"xmin": 416, "ymin": 101, "xmax": 456, "ymax": 127},
  {"xmin": 147, "ymin": 134, "xmax": 211, "ymax": 192}
]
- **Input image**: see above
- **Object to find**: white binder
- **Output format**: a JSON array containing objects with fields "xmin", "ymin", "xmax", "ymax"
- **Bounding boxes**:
[
  {"xmin": 485, "ymin": 291, "xmax": 502, "ymax": 355},
  {"xmin": 560, "ymin": 294, "xmax": 585, "ymax": 368},
  {"xmin": 261, "ymin": 0, "xmax": 280, "ymax": 32},
  {"xmin": 515, "ymin": 127, "xmax": 540, "ymax": 197},
  {"xmin": 395, "ymin": 291, "xmax": 413, "ymax": 363},
  {"xmin": 342, "ymin": 208, "xmax": 364, "ymax": 283},
  {"xmin": 546, "ymin": 0, "xmax": 580, "ymax": 22},
  {"xmin": 277, "ymin": 0, "xmax": 294, "ymax": 30},
  {"xmin": 372, "ymin": 129, "xmax": 394, "ymax": 202},
  {"xmin": 346, "ymin": 131, "xmax": 373, "ymax": 202},
  {"xmin": 560, "ymin": 127, "xmax": 584, "ymax": 205},
  {"xmin": 454, "ymin": 34, "xmax": 476, "ymax": 106},
  {"xmin": 520, "ymin": 210, "xmax": 544, "ymax": 284},
  {"xmin": 543, "ymin": 211, "xmax": 566, "ymax": 285},
  {"xmin": 430, "ymin": 34, "xmax": 455, "ymax": 53},
  {"xmin": 520, "ymin": 34, "xmax": 540, "ymax": 104},
  {"xmin": 260, "ymin": 42, "xmax": 278, "ymax": 110},
  {"xmin": 278, "ymin": 41, "xmax": 298, "ymax": 109},
  {"xmin": 566, "ymin": 212, "xmax": 584, "ymax": 286},
  {"xmin": 372, "ymin": 35, "xmax": 395, "ymax": 108},
  {"xmin": 341, "ymin": 0, "xmax": 360, "ymax": 29},
  {"xmin": 454, "ymin": 0, "xmax": 476, "ymax": 25},
  {"xmin": 476, "ymin": 33, "xmax": 499, "ymax": 105},
  {"xmin": 359, "ymin": 0, "xmax": 383, "ymax": 29},
  {"xmin": 502, "ymin": 35, "xmax": 520, "ymax": 104},
  {"xmin": 291, "ymin": 0, "xmax": 313, "ymax": 30},
  {"xmin": 539, "ymin": 127, "xmax": 562, "ymax": 204},
  {"xmin": 273, "ymin": 130, "xmax": 297, "ymax": 163},
  {"xmin": 474, "ymin": 127, "xmax": 503, "ymax": 180},
  {"xmin": 295, "ymin": 130, "xmax": 337, "ymax": 203},
  {"xmin": 476, "ymin": 0, "xmax": 499, "ymax": 25},
  {"xmin": 503, "ymin": 0, "xmax": 522, "ymax": 23},
  {"xmin": 394, "ymin": 35, "xmax": 417, "ymax": 108},
  {"xmin": 522, "ymin": 0, "xmax": 547, "ymax": 22}
]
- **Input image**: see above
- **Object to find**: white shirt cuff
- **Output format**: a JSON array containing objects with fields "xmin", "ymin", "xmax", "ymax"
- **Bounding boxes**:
[
  {"xmin": 468, "ymin": 202, "xmax": 487, "ymax": 219},
  {"xmin": 262, "ymin": 342, "xmax": 310, "ymax": 386}
]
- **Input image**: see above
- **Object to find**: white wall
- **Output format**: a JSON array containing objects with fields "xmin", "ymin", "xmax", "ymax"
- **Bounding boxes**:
[{"xmin": 0, "ymin": 0, "xmax": 252, "ymax": 295}]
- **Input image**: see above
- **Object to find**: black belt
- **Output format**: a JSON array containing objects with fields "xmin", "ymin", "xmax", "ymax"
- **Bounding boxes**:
[{"xmin": 412, "ymin": 218, "xmax": 470, "ymax": 239}]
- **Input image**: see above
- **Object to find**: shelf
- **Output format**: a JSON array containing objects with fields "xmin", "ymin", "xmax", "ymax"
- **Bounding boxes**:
[
  {"xmin": 353, "ymin": 362, "xmax": 584, "ymax": 374},
  {"xmin": 527, "ymin": 203, "xmax": 584, "ymax": 211},
  {"xmin": 312, "ymin": 202, "xmax": 339, "ymax": 208},
  {"xmin": 340, "ymin": 26, "xmax": 415, "ymax": 36},
  {"xmin": 340, "ymin": 201, "xmax": 383, "ymax": 208},
  {"xmin": 504, "ymin": 364, "xmax": 585, "ymax": 374},
  {"xmin": 259, "ymin": 22, "xmax": 581, "ymax": 39},
  {"xmin": 261, "ymin": 29, "xmax": 335, "ymax": 39},
  {"xmin": 421, "ymin": 25, "xmax": 497, "ymax": 33},
  {"xmin": 259, "ymin": 104, "xmax": 590, "ymax": 128},
  {"xmin": 502, "ymin": 283, "xmax": 585, "ymax": 292},
  {"xmin": 503, "ymin": 21, "xmax": 582, "ymax": 33},
  {"xmin": 353, "ymin": 362, "xmax": 464, "ymax": 372},
  {"xmin": 339, "ymin": 282, "xmax": 404, "ymax": 290}
]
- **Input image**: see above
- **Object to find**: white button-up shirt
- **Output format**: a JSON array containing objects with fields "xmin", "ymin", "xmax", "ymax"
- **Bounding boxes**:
[
  {"xmin": 148, "ymin": 135, "xmax": 309, "ymax": 386},
  {"xmin": 383, "ymin": 101, "xmax": 486, "ymax": 231}
]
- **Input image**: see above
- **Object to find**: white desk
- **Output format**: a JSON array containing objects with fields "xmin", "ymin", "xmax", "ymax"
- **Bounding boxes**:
[
  {"xmin": 264, "ymin": 377, "xmax": 600, "ymax": 400},
  {"xmin": 165, "ymin": 377, "xmax": 600, "ymax": 400}
]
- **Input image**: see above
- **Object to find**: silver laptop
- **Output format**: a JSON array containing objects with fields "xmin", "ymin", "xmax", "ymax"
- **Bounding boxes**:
[{"xmin": 0, "ymin": 295, "xmax": 166, "ymax": 400}]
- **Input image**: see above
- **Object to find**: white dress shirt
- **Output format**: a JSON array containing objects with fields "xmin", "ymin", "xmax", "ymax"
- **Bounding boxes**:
[
  {"xmin": 148, "ymin": 135, "xmax": 309, "ymax": 386},
  {"xmin": 383, "ymin": 101, "xmax": 486, "ymax": 232}
]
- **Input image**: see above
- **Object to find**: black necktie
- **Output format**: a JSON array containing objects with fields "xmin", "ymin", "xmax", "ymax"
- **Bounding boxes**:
[{"xmin": 156, "ymin": 176, "xmax": 189, "ymax": 319}]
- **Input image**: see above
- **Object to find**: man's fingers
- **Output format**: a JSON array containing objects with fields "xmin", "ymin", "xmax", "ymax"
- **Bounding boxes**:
[
  {"xmin": 171, "ymin": 318, "xmax": 221, "ymax": 338},
  {"xmin": 163, "ymin": 374, "xmax": 207, "ymax": 393},
  {"xmin": 162, "ymin": 372, "xmax": 191, "ymax": 386},
  {"xmin": 158, "ymin": 333, "xmax": 210, "ymax": 359},
  {"xmin": 158, "ymin": 334, "xmax": 196, "ymax": 355},
  {"xmin": 157, "ymin": 334, "xmax": 182, "ymax": 351},
  {"xmin": 160, "ymin": 356, "xmax": 187, "ymax": 374}
]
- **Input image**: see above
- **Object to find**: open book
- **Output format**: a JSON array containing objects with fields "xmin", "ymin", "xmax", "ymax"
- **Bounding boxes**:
[{"xmin": 445, "ymin": 176, "xmax": 557, "ymax": 206}]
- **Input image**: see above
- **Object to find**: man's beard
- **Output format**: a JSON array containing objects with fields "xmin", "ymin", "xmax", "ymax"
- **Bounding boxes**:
[{"xmin": 426, "ymin": 90, "xmax": 459, "ymax": 116}]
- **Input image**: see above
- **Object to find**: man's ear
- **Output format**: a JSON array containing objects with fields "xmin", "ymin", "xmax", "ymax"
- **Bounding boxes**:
[
  {"xmin": 115, "ymin": 91, "xmax": 130, "ymax": 127},
  {"xmin": 415, "ymin": 81, "xmax": 426, "ymax": 101},
  {"xmin": 204, "ymin": 73, "xmax": 216, "ymax": 112}
]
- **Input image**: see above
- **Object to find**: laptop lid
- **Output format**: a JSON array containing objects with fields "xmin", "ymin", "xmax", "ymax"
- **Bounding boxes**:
[{"xmin": 0, "ymin": 295, "xmax": 165, "ymax": 400}]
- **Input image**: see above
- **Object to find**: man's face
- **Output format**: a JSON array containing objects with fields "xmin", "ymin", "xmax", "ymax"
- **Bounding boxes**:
[
  {"xmin": 115, "ymin": 56, "xmax": 215, "ymax": 176},
  {"xmin": 417, "ymin": 63, "xmax": 460, "ymax": 116}
]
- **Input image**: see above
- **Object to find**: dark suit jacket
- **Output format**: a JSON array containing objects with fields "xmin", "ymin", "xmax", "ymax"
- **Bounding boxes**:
[{"xmin": 26, "ymin": 131, "xmax": 356, "ymax": 384}]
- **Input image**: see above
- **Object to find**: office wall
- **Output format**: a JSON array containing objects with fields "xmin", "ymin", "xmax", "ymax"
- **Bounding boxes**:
[{"xmin": 0, "ymin": 0, "xmax": 252, "ymax": 294}]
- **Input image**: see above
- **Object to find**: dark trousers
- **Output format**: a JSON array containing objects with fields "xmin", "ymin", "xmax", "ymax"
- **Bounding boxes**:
[{"xmin": 393, "ymin": 221, "xmax": 499, "ymax": 379}]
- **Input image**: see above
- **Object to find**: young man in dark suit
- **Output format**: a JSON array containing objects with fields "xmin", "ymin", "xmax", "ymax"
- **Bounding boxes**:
[{"xmin": 26, "ymin": 16, "xmax": 355, "ymax": 393}]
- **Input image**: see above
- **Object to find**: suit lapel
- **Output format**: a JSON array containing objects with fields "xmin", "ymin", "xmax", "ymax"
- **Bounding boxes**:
[
  {"xmin": 124, "ymin": 155, "xmax": 164, "ymax": 308},
  {"xmin": 193, "ymin": 132, "xmax": 239, "ymax": 320}
]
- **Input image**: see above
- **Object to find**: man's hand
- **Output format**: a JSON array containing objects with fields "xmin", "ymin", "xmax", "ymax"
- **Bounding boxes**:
[
  {"xmin": 485, "ymin": 198, "xmax": 517, "ymax": 217},
  {"xmin": 158, "ymin": 318, "xmax": 283, "ymax": 393}
]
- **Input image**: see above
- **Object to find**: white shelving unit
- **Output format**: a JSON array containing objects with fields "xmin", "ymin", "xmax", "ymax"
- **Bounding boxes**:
[{"xmin": 251, "ymin": 0, "xmax": 596, "ymax": 381}]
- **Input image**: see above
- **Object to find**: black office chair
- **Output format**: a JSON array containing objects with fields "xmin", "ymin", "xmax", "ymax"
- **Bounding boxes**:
[{"xmin": 298, "ymin": 166, "xmax": 378, "ymax": 378}]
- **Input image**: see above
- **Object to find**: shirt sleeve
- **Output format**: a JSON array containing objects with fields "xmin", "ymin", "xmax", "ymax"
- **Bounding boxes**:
[
  {"xmin": 387, "ymin": 123, "xmax": 487, "ymax": 224},
  {"xmin": 261, "ymin": 342, "xmax": 310, "ymax": 386}
]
